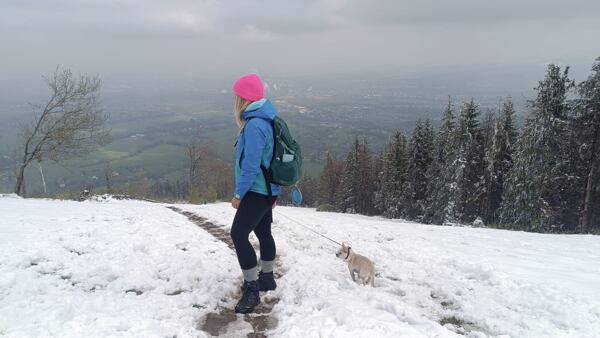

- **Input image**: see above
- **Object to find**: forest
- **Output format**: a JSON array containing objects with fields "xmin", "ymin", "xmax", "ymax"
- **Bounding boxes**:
[{"xmin": 314, "ymin": 60, "xmax": 600, "ymax": 234}]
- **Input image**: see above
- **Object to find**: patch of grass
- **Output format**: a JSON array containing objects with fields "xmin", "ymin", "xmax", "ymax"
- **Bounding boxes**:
[
  {"xmin": 316, "ymin": 204, "xmax": 336, "ymax": 212},
  {"xmin": 166, "ymin": 289, "xmax": 185, "ymax": 296},
  {"xmin": 50, "ymin": 191, "xmax": 84, "ymax": 201},
  {"xmin": 439, "ymin": 316, "xmax": 488, "ymax": 336},
  {"xmin": 439, "ymin": 316, "xmax": 466, "ymax": 327},
  {"xmin": 115, "ymin": 143, "xmax": 186, "ymax": 172}
]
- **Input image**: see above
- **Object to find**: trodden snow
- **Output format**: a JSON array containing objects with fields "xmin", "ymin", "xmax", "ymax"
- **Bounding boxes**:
[{"xmin": 0, "ymin": 195, "xmax": 599, "ymax": 337}]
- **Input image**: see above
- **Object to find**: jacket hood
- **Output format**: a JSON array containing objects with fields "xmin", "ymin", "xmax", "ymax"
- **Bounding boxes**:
[{"xmin": 242, "ymin": 99, "xmax": 276, "ymax": 121}]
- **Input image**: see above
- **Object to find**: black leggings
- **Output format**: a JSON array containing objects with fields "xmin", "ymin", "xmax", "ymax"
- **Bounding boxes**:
[{"xmin": 230, "ymin": 192, "xmax": 276, "ymax": 270}]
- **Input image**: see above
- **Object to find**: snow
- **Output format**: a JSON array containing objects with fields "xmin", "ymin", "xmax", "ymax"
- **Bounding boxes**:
[
  {"xmin": 0, "ymin": 198, "xmax": 240, "ymax": 338},
  {"xmin": 1, "ymin": 196, "xmax": 600, "ymax": 337}
]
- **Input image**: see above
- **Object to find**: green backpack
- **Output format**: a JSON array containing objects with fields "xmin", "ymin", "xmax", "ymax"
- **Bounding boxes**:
[{"xmin": 260, "ymin": 116, "xmax": 302, "ymax": 191}]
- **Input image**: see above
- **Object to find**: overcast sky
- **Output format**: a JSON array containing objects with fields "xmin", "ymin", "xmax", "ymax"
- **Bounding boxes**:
[{"xmin": 1, "ymin": 0, "xmax": 599, "ymax": 80}]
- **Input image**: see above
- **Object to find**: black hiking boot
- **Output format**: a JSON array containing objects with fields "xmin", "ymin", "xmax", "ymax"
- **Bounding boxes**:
[
  {"xmin": 235, "ymin": 280, "xmax": 260, "ymax": 314},
  {"xmin": 240, "ymin": 271, "xmax": 277, "ymax": 292},
  {"xmin": 258, "ymin": 271, "xmax": 277, "ymax": 291}
]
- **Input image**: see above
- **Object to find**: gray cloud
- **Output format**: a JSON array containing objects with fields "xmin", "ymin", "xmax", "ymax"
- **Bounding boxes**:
[
  {"xmin": 5, "ymin": 0, "xmax": 597, "ymax": 38},
  {"xmin": 0, "ymin": 0, "xmax": 599, "ymax": 78},
  {"xmin": 341, "ymin": 0, "xmax": 600, "ymax": 26}
]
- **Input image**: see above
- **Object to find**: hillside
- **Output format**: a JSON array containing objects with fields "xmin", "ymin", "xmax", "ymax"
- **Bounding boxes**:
[
  {"xmin": 0, "ymin": 65, "xmax": 537, "ymax": 195},
  {"xmin": 1, "ymin": 195, "xmax": 599, "ymax": 337}
]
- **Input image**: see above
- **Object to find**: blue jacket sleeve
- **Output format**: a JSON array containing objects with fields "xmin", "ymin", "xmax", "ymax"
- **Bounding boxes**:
[{"xmin": 235, "ymin": 120, "xmax": 267, "ymax": 199}]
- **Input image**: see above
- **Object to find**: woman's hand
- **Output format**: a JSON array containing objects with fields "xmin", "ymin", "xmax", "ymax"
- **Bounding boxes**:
[
  {"xmin": 272, "ymin": 201, "xmax": 277, "ymax": 209},
  {"xmin": 231, "ymin": 197, "xmax": 241, "ymax": 209}
]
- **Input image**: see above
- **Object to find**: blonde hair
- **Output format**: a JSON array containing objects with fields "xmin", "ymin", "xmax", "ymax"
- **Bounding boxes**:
[{"xmin": 234, "ymin": 95, "xmax": 252, "ymax": 128}]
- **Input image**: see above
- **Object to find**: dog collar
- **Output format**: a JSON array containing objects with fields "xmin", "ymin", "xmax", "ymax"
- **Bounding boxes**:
[{"xmin": 345, "ymin": 247, "xmax": 351, "ymax": 260}]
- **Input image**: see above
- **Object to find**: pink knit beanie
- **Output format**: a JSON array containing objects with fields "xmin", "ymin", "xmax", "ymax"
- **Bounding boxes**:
[{"xmin": 233, "ymin": 73, "xmax": 265, "ymax": 102}]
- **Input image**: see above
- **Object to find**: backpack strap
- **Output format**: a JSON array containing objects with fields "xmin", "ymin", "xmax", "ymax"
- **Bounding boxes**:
[
  {"xmin": 260, "ymin": 164, "xmax": 275, "ymax": 204},
  {"xmin": 261, "ymin": 118, "xmax": 276, "ymax": 204}
]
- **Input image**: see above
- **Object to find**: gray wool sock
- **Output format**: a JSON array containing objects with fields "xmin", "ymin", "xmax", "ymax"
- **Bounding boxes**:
[
  {"xmin": 260, "ymin": 259, "xmax": 275, "ymax": 273},
  {"xmin": 242, "ymin": 266, "xmax": 258, "ymax": 282}
]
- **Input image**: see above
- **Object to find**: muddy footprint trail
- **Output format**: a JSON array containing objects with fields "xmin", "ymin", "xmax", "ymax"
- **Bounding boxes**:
[{"xmin": 167, "ymin": 206, "xmax": 281, "ymax": 338}]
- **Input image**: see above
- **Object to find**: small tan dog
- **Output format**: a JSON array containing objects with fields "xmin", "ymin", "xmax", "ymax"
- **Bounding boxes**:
[{"xmin": 336, "ymin": 243, "xmax": 375, "ymax": 287}]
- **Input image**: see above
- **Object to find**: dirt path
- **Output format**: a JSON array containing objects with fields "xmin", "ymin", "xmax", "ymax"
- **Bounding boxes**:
[{"xmin": 167, "ymin": 206, "xmax": 281, "ymax": 337}]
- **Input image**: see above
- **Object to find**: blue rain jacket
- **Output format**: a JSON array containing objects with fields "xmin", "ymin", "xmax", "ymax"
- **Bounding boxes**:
[{"xmin": 234, "ymin": 99, "xmax": 281, "ymax": 200}]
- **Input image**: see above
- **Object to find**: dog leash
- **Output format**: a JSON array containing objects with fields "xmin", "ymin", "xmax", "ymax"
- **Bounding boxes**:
[{"xmin": 273, "ymin": 210, "xmax": 343, "ymax": 247}]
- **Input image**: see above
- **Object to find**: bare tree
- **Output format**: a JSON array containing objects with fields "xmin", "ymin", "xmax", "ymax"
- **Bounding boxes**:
[
  {"xmin": 186, "ymin": 135, "xmax": 233, "ymax": 201},
  {"xmin": 186, "ymin": 141, "xmax": 204, "ymax": 195},
  {"xmin": 14, "ymin": 67, "xmax": 110, "ymax": 196}
]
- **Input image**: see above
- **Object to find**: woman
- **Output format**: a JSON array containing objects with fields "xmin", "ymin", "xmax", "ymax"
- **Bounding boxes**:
[{"xmin": 230, "ymin": 73, "xmax": 281, "ymax": 314}]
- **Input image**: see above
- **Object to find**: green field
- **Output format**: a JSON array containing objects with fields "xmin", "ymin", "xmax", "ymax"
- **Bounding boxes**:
[{"xmin": 1, "ymin": 108, "xmax": 323, "ymax": 195}]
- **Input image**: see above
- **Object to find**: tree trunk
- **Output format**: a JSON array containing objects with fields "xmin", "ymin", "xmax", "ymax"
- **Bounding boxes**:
[
  {"xmin": 188, "ymin": 160, "xmax": 194, "ymax": 197},
  {"xmin": 38, "ymin": 162, "xmax": 47, "ymax": 194},
  {"xmin": 14, "ymin": 164, "xmax": 26, "ymax": 196},
  {"xmin": 580, "ymin": 116, "xmax": 600, "ymax": 233},
  {"xmin": 105, "ymin": 161, "xmax": 112, "ymax": 193},
  {"xmin": 580, "ymin": 160, "xmax": 596, "ymax": 233},
  {"xmin": 15, "ymin": 135, "xmax": 32, "ymax": 196}
]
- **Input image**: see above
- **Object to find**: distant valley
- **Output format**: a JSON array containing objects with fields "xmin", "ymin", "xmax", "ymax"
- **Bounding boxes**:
[{"xmin": 0, "ymin": 64, "xmax": 547, "ymax": 194}]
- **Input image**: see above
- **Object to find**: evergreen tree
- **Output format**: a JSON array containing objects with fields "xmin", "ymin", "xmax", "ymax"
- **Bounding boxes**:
[
  {"xmin": 404, "ymin": 119, "xmax": 435, "ymax": 220},
  {"xmin": 376, "ymin": 131, "xmax": 409, "ymax": 218},
  {"xmin": 372, "ymin": 150, "xmax": 384, "ymax": 214},
  {"xmin": 426, "ymin": 98, "xmax": 457, "ymax": 224},
  {"xmin": 555, "ymin": 100, "xmax": 584, "ymax": 231},
  {"xmin": 479, "ymin": 110, "xmax": 496, "ymax": 223},
  {"xmin": 336, "ymin": 140, "xmax": 358, "ymax": 213},
  {"xmin": 336, "ymin": 137, "xmax": 376, "ymax": 214},
  {"xmin": 317, "ymin": 152, "xmax": 343, "ymax": 207},
  {"xmin": 500, "ymin": 65, "xmax": 575, "ymax": 231},
  {"xmin": 482, "ymin": 99, "xmax": 517, "ymax": 223},
  {"xmin": 445, "ymin": 99, "xmax": 485, "ymax": 223},
  {"xmin": 576, "ymin": 57, "xmax": 600, "ymax": 233},
  {"xmin": 300, "ymin": 176, "xmax": 318, "ymax": 207}
]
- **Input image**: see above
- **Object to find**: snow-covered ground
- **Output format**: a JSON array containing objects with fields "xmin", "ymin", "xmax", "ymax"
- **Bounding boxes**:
[{"xmin": 1, "ymin": 195, "xmax": 599, "ymax": 337}]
